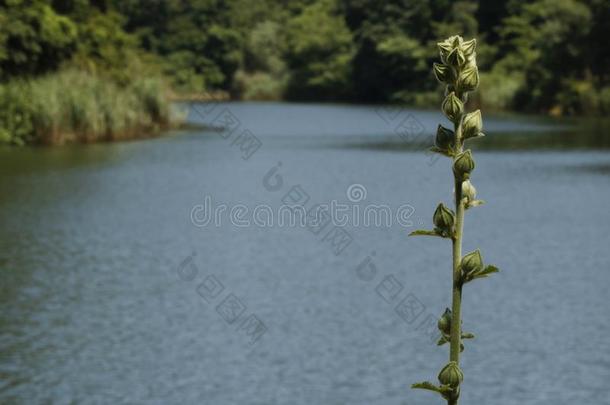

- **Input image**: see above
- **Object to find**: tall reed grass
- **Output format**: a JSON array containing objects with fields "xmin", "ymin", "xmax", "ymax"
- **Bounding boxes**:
[{"xmin": 0, "ymin": 70, "xmax": 173, "ymax": 145}]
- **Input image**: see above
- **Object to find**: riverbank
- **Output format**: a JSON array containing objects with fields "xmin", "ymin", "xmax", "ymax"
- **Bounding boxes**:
[{"xmin": 0, "ymin": 70, "xmax": 181, "ymax": 146}]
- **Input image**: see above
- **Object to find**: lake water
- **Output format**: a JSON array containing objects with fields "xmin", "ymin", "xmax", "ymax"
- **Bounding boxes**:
[{"xmin": 1, "ymin": 102, "xmax": 609, "ymax": 404}]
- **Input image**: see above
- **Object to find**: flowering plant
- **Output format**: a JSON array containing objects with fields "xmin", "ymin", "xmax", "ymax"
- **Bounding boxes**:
[{"xmin": 410, "ymin": 35, "xmax": 499, "ymax": 405}]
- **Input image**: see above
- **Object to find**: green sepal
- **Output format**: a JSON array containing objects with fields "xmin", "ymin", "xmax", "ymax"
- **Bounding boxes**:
[
  {"xmin": 457, "ymin": 65, "xmax": 479, "ymax": 92},
  {"xmin": 462, "ymin": 110, "xmax": 483, "ymax": 139},
  {"xmin": 435, "ymin": 124, "xmax": 455, "ymax": 152},
  {"xmin": 464, "ymin": 264, "xmax": 499, "ymax": 283},
  {"xmin": 433, "ymin": 63, "xmax": 453, "ymax": 83},
  {"xmin": 446, "ymin": 47, "xmax": 466, "ymax": 68},
  {"xmin": 441, "ymin": 91, "xmax": 464, "ymax": 123},
  {"xmin": 438, "ymin": 361, "xmax": 464, "ymax": 388},
  {"xmin": 461, "ymin": 38, "xmax": 476, "ymax": 55},
  {"xmin": 473, "ymin": 265, "xmax": 499, "ymax": 279},
  {"xmin": 437, "ymin": 335, "xmax": 449, "ymax": 346},
  {"xmin": 434, "ymin": 227, "xmax": 453, "ymax": 239},
  {"xmin": 453, "ymin": 149, "xmax": 475, "ymax": 180},
  {"xmin": 433, "ymin": 203, "xmax": 455, "ymax": 237},
  {"xmin": 442, "ymin": 92, "xmax": 463, "ymax": 123}
]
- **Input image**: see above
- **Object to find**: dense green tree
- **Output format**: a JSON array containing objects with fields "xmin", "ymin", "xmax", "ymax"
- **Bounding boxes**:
[
  {"xmin": 115, "ymin": 0, "xmax": 241, "ymax": 91},
  {"xmin": 0, "ymin": 0, "xmax": 78, "ymax": 79},
  {"xmin": 1, "ymin": 0, "xmax": 608, "ymax": 114},
  {"xmin": 284, "ymin": 0, "xmax": 354, "ymax": 100}
]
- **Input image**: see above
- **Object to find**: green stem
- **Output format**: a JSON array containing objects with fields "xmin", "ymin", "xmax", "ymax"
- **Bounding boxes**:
[{"xmin": 448, "ymin": 113, "xmax": 465, "ymax": 405}]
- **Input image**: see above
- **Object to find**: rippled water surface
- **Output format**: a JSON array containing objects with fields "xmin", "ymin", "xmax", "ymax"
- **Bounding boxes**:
[{"xmin": 1, "ymin": 103, "xmax": 609, "ymax": 404}]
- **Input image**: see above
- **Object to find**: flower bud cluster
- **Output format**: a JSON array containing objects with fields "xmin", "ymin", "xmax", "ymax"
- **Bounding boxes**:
[{"xmin": 412, "ymin": 35, "xmax": 501, "ymax": 404}]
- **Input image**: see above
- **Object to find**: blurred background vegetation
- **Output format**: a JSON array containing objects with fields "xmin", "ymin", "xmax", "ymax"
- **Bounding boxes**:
[{"xmin": 1, "ymin": 0, "xmax": 609, "ymax": 144}]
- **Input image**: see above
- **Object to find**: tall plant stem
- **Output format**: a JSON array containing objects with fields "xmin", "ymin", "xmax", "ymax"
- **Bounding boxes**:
[{"xmin": 448, "ymin": 115, "xmax": 465, "ymax": 405}]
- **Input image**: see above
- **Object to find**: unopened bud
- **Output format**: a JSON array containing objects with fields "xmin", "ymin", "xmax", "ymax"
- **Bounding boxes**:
[
  {"xmin": 437, "ymin": 308, "xmax": 452, "ymax": 335},
  {"xmin": 435, "ymin": 125, "xmax": 454, "ymax": 151},
  {"xmin": 438, "ymin": 361, "xmax": 463, "ymax": 388},
  {"xmin": 433, "ymin": 63, "xmax": 454, "ymax": 84},
  {"xmin": 433, "ymin": 203, "xmax": 455, "ymax": 235},
  {"xmin": 462, "ymin": 110, "xmax": 482, "ymax": 139},
  {"xmin": 458, "ymin": 65, "xmax": 479, "ymax": 92},
  {"xmin": 461, "ymin": 249, "xmax": 484, "ymax": 276},
  {"xmin": 437, "ymin": 42, "xmax": 453, "ymax": 64},
  {"xmin": 461, "ymin": 180, "xmax": 476, "ymax": 201},
  {"xmin": 453, "ymin": 150, "xmax": 475, "ymax": 179},
  {"xmin": 450, "ymin": 35, "xmax": 463, "ymax": 48},
  {"xmin": 447, "ymin": 47, "xmax": 466, "ymax": 68},
  {"xmin": 460, "ymin": 38, "xmax": 476, "ymax": 56},
  {"xmin": 442, "ymin": 92, "xmax": 463, "ymax": 123}
]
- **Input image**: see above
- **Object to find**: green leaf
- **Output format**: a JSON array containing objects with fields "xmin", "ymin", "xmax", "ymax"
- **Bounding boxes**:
[
  {"xmin": 473, "ymin": 265, "xmax": 499, "ymax": 279},
  {"xmin": 412, "ymin": 381, "xmax": 442, "ymax": 393},
  {"xmin": 437, "ymin": 335, "xmax": 449, "ymax": 346},
  {"xmin": 464, "ymin": 265, "xmax": 499, "ymax": 283},
  {"xmin": 461, "ymin": 332, "xmax": 475, "ymax": 339},
  {"xmin": 409, "ymin": 229, "xmax": 441, "ymax": 237}
]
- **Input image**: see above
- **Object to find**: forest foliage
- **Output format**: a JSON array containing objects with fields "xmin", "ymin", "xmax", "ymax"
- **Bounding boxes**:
[{"xmin": 1, "ymin": 0, "xmax": 609, "ymax": 122}]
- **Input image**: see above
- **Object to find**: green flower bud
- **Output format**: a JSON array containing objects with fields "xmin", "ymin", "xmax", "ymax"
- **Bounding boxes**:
[
  {"xmin": 433, "ymin": 63, "xmax": 454, "ymax": 84},
  {"xmin": 453, "ymin": 150, "xmax": 475, "ymax": 179},
  {"xmin": 465, "ymin": 53, "xmax": 477, "ymax": 69},
  {"xmin": 461, "ymin": 38, "xmax": 476, "ymax": 56},
  {"xmin": 435, "ymin": 124, "xmax": 454, "ymax": 151},
  {"xmin": 458, "ymin": 65, "xmax": 479, "ymax": 92},
  {"xmin": 437, "ymin": 308, "xmax": 452, "ymax": 335},
  {"xmin": 433, "ymin": 203, "xmax": 455, "ymax": 235},
  {"xmin": 462, "ymin": 110, "xmax": 482, "ymax": 139},
  {"xmin": 446, "ymin": 47, "xmax": 466, "ymax": 68},
  {"xmin": 442, "ymin": 92, "xmax": 463, "ymax": 123},
  {"xmin": 438, "ymin": 361, "xmax": 463, "ymax": 388},
  {"xmin": 437, "ymin": 41, "xmax": 453, "ymax": 64},
  {"xmin": 461, "ymin": 249, "xmax": 484, "ymax": 276},
  {"xmin": 449, "ymin": 35, "xmax": 463, "ymax": 48},
  {"xmin": 461, "ymin": 180, "xmax": 476, "ymax": 201}
]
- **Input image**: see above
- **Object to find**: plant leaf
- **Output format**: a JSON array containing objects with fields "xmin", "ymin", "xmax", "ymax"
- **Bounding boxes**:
[
  {"xmin": 461, "ymin": 332, "xmax": 475, "ymax": 339},
  {"xmin": 412, "ymin": 381, "xmax": 442, "ymax": 393},
  {"xmin": 409, "ymin": 229, "xmax": 441, "ymax": 237},
  {"xmin": 472, "ymin": 265, "xmax": 499, "ymax": 279},
  {"xmin": 437, "ymin": 336, "xmax": 449, "ymax": 346}
]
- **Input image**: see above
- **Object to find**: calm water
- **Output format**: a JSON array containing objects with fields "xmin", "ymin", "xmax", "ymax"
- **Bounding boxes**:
[{"xmin": 1, "ymin": 102, "xmax": 609, "ymax": 404}]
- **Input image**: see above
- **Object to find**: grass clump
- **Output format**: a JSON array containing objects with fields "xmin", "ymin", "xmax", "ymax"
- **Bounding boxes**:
[{"xmin": 0, "ymin": 70, "xmax": 173, "ymax": 145}]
